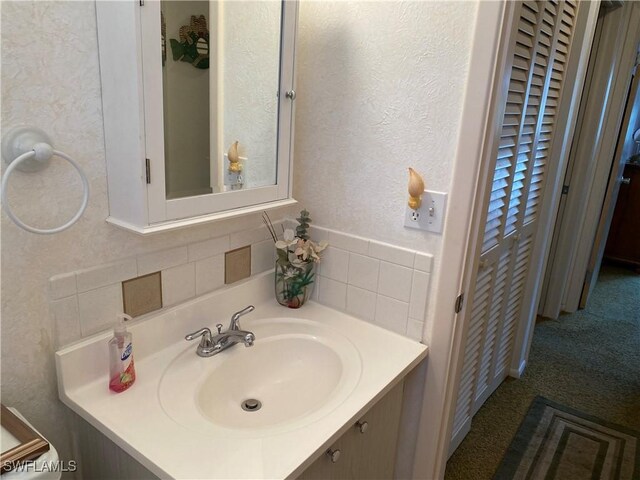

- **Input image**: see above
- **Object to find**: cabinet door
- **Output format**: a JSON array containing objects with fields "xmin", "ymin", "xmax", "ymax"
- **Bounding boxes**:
[
  {"xmin": 351, "ymin": 381, "xmax": 403, "ymax": 480},
  {"xmin": 298, "ymin": 381, "xmax": 404, "ymax": 480}
]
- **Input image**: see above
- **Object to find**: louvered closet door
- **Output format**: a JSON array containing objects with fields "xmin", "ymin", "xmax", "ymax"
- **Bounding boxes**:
[{"xmin": 450, "ymin": 0, "xmax": 577, "ymax": 450}]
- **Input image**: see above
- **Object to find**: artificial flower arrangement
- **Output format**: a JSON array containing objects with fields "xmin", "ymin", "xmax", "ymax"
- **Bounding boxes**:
[{"xmin": 263, "ymin": 210, "xmax": 328, "ymax": 308}]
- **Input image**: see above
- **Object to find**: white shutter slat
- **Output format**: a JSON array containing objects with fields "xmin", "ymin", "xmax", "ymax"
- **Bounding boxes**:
[
  {"xmin": 451, "ymin": 0, "xmax": 579, "ymax": 453},
  {"xmin": 474, "ymin": 251, "xmax": 510, "ymax": 409},
  {"xmin": 451, "ymin": 265, "xmax": 493, "ymax": 436}
]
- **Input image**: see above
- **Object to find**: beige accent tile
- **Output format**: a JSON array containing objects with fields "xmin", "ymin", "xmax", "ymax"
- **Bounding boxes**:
[
  {"xmin": 318, "ymin": 276, "xmax": 347, "ymax": 310},
  {"xmin": 346, "ymin": 285, "xmax": 376, "ymax": 322},
  {"xmin": 50, "ymin": 296, "xmax": 81, "ymax": 348},
  {"xmin": 162, "ymin": 263, "xmax": 195, "ymax": 307},
  {"xmin": 225, "ymin": 246, "xmax": 251, "ymax": 284},
  {"xmin": 76, "ymin": 258, "xmax": 137, "ymax": 293},
  {"xmin": 414, "ymin": 252, "xmax": 434, "ymax": 273},
  {"xmin": 409, "ymin": 271, "xmax": 430, "ymax": 321},
  {"xmin": 368, "ymin": 241, "xmax": 415, "ymax": 268},
  {"xmin": 188, "ymin": 235, "xmax": 230, "ymax": 262},
  {"xmin": 137, "ymin": 246, "xmax": 188, "ymax": 276},
  {"xmin": 122, "ymin": 272, "xmax": 162, "ymax": 318},
  {"xmin": 319, "ymin": 247, "xmax": 349, "ymax": 283},
  {"xmin": 348, "ymin": 253, "xmax": 380, "ymax": 292},
  {"xmin": 196, "ymin": 255, "xmax": 225, "ymax": 295},
  {"xmin": 49, "ymin": 273, "xmax": 77, "ymax": 300},
  {"xmin": 251, "ymin": 240, "xmax": 275, "ymax": 275},
  {"xmin": 78, "ymin": 284, "xmax": 123, "ymax": 336},
  {"xmin": 378, "ymin": 261, "xmax": 413, "ymax": 302},
  {"xmin": 375, "ymin": 295, "xmax": 409, "ymax": 335}
]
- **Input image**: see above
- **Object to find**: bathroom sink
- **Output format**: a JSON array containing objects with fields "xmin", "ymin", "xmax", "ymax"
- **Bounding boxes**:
[{"xmin": 158, "ymin": 317, "xmax": 362, "ymax": 436}]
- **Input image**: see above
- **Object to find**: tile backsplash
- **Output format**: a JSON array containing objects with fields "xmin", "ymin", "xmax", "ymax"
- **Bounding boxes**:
[
  {"xmin": 49, "ymin": 222, "xmax": 279, "ymax": 347},
  {"xmin": 308, "ymin": 226, "xmax": 432, "ymax": 342},
  {"xmin": 49, "ymin": 221, "xmax": 433, "ymax": 348}
]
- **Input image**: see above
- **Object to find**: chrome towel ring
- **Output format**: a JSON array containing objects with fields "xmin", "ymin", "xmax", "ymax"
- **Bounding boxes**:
[{"xmin": 1, "ymin": 126, "xmax": 89, "ymax": 235}]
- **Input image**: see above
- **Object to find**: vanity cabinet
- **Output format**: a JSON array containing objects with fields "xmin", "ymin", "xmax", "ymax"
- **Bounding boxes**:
[{"xmin": 298, "ymin": 380, "xmax": 404, "ymax": 480}]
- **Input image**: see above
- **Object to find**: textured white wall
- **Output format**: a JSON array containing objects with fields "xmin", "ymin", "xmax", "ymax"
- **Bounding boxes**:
[
  {"xmin": 294, "ymin": 0, "xmax": 477, "ymax": 253},
  {"xmin": 294, "ymin": 1, "xmax": 478, "ymax": 346},
  {"xmin": 0, "ymin": 0, "xmax": 293, "ymax": 465}
]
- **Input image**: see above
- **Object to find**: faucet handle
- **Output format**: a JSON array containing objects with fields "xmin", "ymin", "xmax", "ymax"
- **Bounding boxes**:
[
  {"xmin": 216, "ymin": 323, "xmax": 223, "ymax": 334},
  {"xmin": 185, "ymin": 327, "xmax": 212, "ymax": 343},
  {"xmin": 229, "ymin": 305, "xmax": 255, "ymax": 331}
]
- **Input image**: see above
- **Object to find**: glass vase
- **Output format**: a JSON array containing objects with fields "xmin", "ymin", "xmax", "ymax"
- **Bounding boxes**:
[{"xmin": 275, "ymin": 261, "xmax": 316, "ymax": 309}]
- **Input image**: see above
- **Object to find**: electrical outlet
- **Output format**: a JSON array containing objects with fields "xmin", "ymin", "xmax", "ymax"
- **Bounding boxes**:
[{"xmin": 404, "ymin": 190, "xmax": 448, "ymax": 233}]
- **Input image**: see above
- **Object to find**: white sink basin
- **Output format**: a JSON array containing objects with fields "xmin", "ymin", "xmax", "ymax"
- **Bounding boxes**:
[{"xmin": 158, "ymin": 317, "xmax": 362, "ymax": 436}]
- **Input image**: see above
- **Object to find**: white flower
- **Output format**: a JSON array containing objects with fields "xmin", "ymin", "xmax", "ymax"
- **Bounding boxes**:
[
  {"xmin": 275, "ymin": 234, "xmax": 298, "ymax": 251},
  {"xmin": 283, "ymin": 267, "xmax": 299, "ymax": 279},
  {"xmin": 283, "ymin": 229, "xmax": 295, "ymax": 241}
]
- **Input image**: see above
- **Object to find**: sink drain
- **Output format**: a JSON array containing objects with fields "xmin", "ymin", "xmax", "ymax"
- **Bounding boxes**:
[{"xmin": 241, "ymin": 399, "xmax": 262, "ymax": 412}]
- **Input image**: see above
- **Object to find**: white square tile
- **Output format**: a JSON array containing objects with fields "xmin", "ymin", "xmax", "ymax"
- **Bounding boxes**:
[
  {"xmin": 162, "ymin": 262, "xmax": 196, "ymax": 307},
  {"xmin": 319, "ymin": 247, "xmax": 349, "ymax": 283},
  {"xmin": 368, "ymin": 241, "xmax": 415, "ymax": 268},
  {"xmin": 375, "ymin": 295, "xmax": 409, "ymax": 335},
  {"xmin": 309, "ymin": 225, "xmax": 329, "ymax": 242},
  {"xmin": 188, "ymin": 235, "xmax": 230, "ymax": 262},
  {"xmin": 318, "ymin": 276, "xmax": 347, "ymax": 310},
  {"xmin": 251, "ymin": 240, "xmax": 276, "ymax": 275},
  {"xmin": 311, "ymin": 275, "xmax": 320, "ymax": 301},
  {"xmin": 409, "ymin": 271, "xmax": 430, "ymax": 321},
  {"xmin": 76, "ymin": 259, "xmax": 137, "ymax": 293},
  {"xmin": 229, "ymin": 225, "xmax": 273, "ymax": 249},
  {"xmin": 50, "ymin": 296, "xmax": 81, "ymax": 348},
  {"xmin": 195, "ymin": 255, "xmax": 225, "ymax": 296},
  {"xmin": 414, "ymin": 252, "xmax": 434, "ymax": 273},
  {"xmin": 406, "ymin": 318, "xmax": 425, "ymax": 342},
  {"xmin": 49, "ymin": 273, "xmax": 77, "ymax": 300},
  {"xmin": 346, "ymin": 285, "xmax": 376, "ymax": 322},
  {"xmin": 347, "ymin": 253, "xmax": 380, "ymax": 292},
  {"xmin": 378, "ymin": 262, "xmax": 413, "ymax": 302},
  {"xmin": 328, "ymin": 230, "xmax": 369, "ymax": 255},
  {"xmin": 78, "ymin": 284, "xmax": 123, "ymax": 336},
  {"xmin": 138, "ymin": 247, "xmax": 188, "ymax": 276}
]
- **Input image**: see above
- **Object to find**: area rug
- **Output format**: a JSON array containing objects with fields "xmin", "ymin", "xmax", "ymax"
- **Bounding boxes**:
[{"xmin": 493, "ymin": 396, "xmax": 639, "ymax": 479}]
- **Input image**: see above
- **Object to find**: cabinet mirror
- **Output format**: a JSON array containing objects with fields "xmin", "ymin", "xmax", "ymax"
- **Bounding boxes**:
[{"xmin": 97, "ymin": 0, "xmax": 298, "ymax": 234}]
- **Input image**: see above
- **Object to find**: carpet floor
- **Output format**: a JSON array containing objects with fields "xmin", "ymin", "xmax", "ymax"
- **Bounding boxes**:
[{"xmin": 444, "ymin": 264, "xmax": 640, "ymax": 480}]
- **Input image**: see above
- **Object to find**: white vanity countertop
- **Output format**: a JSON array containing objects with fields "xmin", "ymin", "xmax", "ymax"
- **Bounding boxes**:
[{"xmin": 56, "ymin": 273, "xmax": 427, "ymax": 479}]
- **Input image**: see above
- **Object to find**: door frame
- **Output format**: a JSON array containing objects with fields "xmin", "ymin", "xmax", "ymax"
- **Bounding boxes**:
[
  {"xmin": 540, "ymin": 2, "xmax": 640, "ymax": 318},
  {"xmin": 433, "ymin": 0, "xmax": 600, "ymax": 472},
  {"xmin": 580, "ymin": 49, "xmax": 639, "ymax": 308}
]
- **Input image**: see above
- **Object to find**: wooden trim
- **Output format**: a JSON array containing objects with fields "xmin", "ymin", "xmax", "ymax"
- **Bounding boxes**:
[{"xmin": 1, "ymin": 405, "xmax": 49, "ymax": 473}]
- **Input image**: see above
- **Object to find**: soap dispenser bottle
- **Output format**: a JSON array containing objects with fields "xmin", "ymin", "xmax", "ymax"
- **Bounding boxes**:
[{"xmin": 108, "ymin": 313, "xmax": 136, "ymax": 393}]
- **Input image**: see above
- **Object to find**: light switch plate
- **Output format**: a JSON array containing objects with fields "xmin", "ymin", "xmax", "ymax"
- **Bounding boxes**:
[{"xmin": 404, "ymin": 190, "xmax": 448, "ymax": 233}]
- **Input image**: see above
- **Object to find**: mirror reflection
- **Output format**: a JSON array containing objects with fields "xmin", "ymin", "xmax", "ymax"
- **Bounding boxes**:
[{"xmin": 161, "ymin": 1, "xmax": 282, "ymax": 199}]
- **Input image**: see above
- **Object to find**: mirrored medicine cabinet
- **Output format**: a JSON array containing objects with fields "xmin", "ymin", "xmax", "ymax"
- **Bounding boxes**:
[{"xmin": 96, "ymin": 0, "xmax": 298, "ymax": 234}]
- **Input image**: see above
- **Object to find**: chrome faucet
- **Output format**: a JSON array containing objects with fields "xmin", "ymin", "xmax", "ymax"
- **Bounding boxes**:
[{"xmin": 185, "ymin": 305, "xmax": 256, "ymax": 357}]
